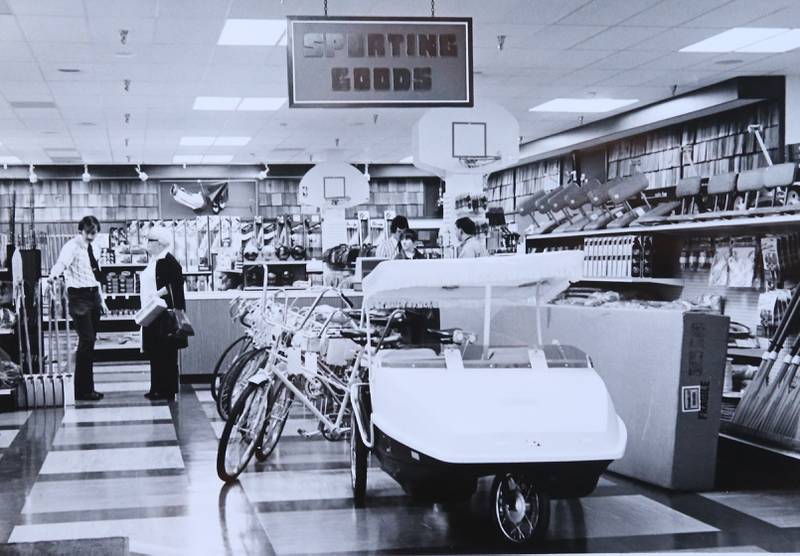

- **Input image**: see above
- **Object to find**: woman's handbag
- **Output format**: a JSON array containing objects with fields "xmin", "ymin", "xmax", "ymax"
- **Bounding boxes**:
[
  {"xmin": 161, "ymin": 284, "xmax": 195, "ymax": 348},
  {"xmin": 135, "ymin": 296, "xmax": 167, "ymax": 327}
]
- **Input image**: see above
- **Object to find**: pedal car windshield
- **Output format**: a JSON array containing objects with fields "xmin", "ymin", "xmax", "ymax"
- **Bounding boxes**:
[{"xmin": 362, "ymin": 251, "xmax": 584, "ymax": 359}]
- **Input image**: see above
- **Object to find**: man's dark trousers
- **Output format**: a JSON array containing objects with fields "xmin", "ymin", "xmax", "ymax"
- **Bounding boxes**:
[{"xmin": 67, "ymin": 288, "xmax": 101, "ymax": 396}]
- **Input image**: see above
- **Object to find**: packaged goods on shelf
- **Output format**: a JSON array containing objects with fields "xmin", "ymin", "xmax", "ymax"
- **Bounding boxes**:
[{"xmin": 582, "ymin": 235, "xmax": 653, "ymax": 279}]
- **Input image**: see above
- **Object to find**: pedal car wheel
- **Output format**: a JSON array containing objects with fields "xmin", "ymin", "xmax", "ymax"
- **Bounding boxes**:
[
  {"xmin": 255, "ymin": 382, "xmax": 293, "ymax": 462},
  {"xmin": 217, "ymin": 381, "xmax": 268, "ymax": 483},
  {"xmin": 350, "ymin": 411, "xmax": 368, "ymax": 507},
  {"xmin": 492, "ymin": 473, "xmax": 550, "ymax": 545}
]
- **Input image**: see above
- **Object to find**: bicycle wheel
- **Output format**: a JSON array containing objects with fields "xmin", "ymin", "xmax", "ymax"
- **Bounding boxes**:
[
  {"xmin": 217, "ymin": 348, "xmax": 266, "ymax": 421},
  {"xmin": 216, "ymin": 380, "xmax": 269, "ymax": 483},
  {"xmin": 255, "ymin": 380, "xmax": 295, "ymax": 461},
  {"xmin": 211, "ymin": 335, "xmax": 252, "ymax": 402}
]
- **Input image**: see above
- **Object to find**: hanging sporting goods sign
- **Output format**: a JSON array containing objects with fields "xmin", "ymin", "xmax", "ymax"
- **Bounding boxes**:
[{"xmin": 287, "ymin": 16, "xmax": 473, "ymax": 108}]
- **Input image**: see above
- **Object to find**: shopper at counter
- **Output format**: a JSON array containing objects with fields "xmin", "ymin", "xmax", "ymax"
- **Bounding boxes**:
[
  {"xmin": 376, "ymin": 215, "xmax": 408, "ymax": 259},
  {"xmin": 455, "ymin": 217, "xmax": 489, "ymax": 258},
  {"xmin": 396, "ymin": 229, "xmax": 424, "ymax": 260},
  {"xmin": 48, "ymin": 215, "xmax": 109, "ymax": 401},
  {"xmin": 141, "ymin": 228, "xmax": 186, "ymax": 402}
]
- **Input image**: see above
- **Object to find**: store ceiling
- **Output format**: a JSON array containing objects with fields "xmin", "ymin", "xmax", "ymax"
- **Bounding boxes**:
[{"xmin": 1, "ymin": 0, "xmax": 800, "ymax": 166}]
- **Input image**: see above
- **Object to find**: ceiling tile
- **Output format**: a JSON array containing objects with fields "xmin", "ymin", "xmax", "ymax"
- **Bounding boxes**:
[
  {"xmin": 0, "ymin": 14, "xmax": 24, "ymax": 41},
  {"xmin": 526, "ymin": 25, "xmax": 606, "ymax": 50},
  {"xmin": 589, "ymin": 50, "xmax": 668, "ymax": 70},
  {"xmin": 747, "ymin": 5, "xmax": 800, "ymax": 27},
  {"xmin": 16, "ymin": 16, "xmax": 91, "ymax": 42},
  {"xmin": 7, "ymin": 0, "xmax": 85, "ymax": 16},
  {"xmin": 558, "ymin": 0, "xmax": 662, "ymax": 25},
  {"xmin": 573, "ymin": 26, "xmax": 668, "ymax": 51},
  {"xmin": 683, "ymin": 0, "xmax": 792, "ymax": 28},
  {"xmin": 504, "ymin": 0, "xmax": 595, "ymax": 25},
  {"xmin": 154, "ymin": 18, "xmax": 225, "ymax": 45},
  {"xmin": 630, "ymin": 26, "xmax": 725, "ymax": 52},
  {"xmin": 83, "ymin": 0, "xmax": 158, "ymax": 17},
  {"xmin": 29, "ymin": 42, "xmax": 95, "ymax": 64},
  {"xmin": 0, "ymin": 62, "xmax": 42, "ymax": 81},
  {"xmin": 0, "ymin": 41, "xmax": 33, "ymax": 61},
  {"xmin": 623, "ymin": 0, "xmax": 730, "ymax": 27},
  {"xmin": 645, "ymin": 51, "xmax": 720, "ymax": 70}
]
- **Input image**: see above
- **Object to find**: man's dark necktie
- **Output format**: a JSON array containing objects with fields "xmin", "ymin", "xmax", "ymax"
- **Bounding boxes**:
[{"xmin": 87, "ymin": 244, "xmax": 102, "ymax": 281}]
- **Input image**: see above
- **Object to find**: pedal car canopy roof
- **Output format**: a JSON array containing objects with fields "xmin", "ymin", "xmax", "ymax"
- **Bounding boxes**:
[{"xmin": 362, "ymin": 251, "xmax": 584, "ymax": 308}]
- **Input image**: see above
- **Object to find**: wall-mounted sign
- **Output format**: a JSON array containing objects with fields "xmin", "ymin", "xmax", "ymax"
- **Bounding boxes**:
[{"xmin": 287, "ymin": 16, "xmax": 473, "ymax": 108}]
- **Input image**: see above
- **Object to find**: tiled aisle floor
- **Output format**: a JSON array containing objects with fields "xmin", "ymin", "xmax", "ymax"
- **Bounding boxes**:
[{"xmin": 2, "ymin": 364, "xmax": 800, "ymax": 554}]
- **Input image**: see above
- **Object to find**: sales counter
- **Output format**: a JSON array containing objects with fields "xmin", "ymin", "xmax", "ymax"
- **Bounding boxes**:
[{"xmin": 179, "ymin": 288, "xmax": 362, "ymax": 377}]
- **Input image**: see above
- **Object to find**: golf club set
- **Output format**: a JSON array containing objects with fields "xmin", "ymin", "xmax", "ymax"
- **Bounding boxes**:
[
  {"xmin": 521, "ymin": 160, "xmax": 800, "ymax": 237},
  {"xmin": 15, "ymin": 278, "xmax": 74, "ymax": 409},
  {"xmin": 730, "ymin": 285, "xmax": 800, "ymax": 445}
]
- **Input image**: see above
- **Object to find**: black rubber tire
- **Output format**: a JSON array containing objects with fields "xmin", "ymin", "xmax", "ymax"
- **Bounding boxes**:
[
  {"xmin": 216, "ymin": 348, "xmax": 265, "ymax": 421},
  {"xmin": 350, "ymin": 410, "xmax": 368, "ymax": 507},
  {"xmin": 491, "ymin": 473, "xmax": 550, "ymax": 545},
  {"xmin": 216, "ymin": 381, "xmax": 266, "ymax": 483},
  {"xmin": 255, "ymin": 381, "xmax": 294, "ymax": 462},
  {"xmin": 211, "ymin": 335, "xmax": 251, "ymax": 402}
]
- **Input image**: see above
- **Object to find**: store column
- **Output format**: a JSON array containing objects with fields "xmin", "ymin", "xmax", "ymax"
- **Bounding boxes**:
[{"xmin": 785, "ymin": 76, "xmax": 800, "ymax": 161}]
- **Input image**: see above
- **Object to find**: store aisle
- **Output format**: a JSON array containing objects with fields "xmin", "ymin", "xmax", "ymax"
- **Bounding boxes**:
[{"xmin": 1, "ymin": 369, "xmax": 800, "ymax": 554}]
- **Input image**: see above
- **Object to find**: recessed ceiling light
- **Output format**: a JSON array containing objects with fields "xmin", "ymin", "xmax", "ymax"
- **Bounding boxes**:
[
  {"xmin": 529, "ymin": 98, "xmax": 638, "ymax": 113},
  {"xmin": 193, "ymin": 96, "xmax": 241, "ymax": 111},
  {"xmin": 0, "ymin": 156, "xmax": 21, "ymax": 164},
  {"xmin": 715, "ymin": 59, "xmax": 744, "ymax": 65},
  {"xmin": 237, "ymin": 97, "xmax": 286, "ymax": 111},
  {"xmin": 173, "ymin": 155, "xmax": 203, "ymax": 164},
  {"xmin": 680, "ymin": 27, "xmax": 791, "ymax": 52},
  {"xmin": 214, "ymin": 136, "xmax": 251, "ymax": 146},
  {"xmin": 115, "ymin": 51, "xmax": 136, "ymax": 58},
  {"xmin": 180, "ymin": 136, "xmax": 215, "ymax": 146},
  {"xmin": 41, "ymin": 131, "xmax": 60, "ymax": 135},
  {"xmin": 78, "ymin": 121, "xmax": 96, "ymax": 126},
  {"xmin": 57, "ymin": 68, "xmax": 81, "ymax": 73},
  {"xmin": 217, "ymin": 19, "xmax": 287, "ymax": 46},
  {"xmin": 203, "ymin": 155, "xmax": 234, "ymax": 164}
]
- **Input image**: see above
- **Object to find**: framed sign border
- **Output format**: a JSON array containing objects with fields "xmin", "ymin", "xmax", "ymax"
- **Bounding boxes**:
[{"xmin": 286, "ymin": 15, "xmax": 474, "ymax": 109}]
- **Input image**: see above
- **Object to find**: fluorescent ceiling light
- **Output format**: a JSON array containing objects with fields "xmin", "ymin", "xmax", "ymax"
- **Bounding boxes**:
[
  {"xmin": 193, "ymin": 96, "xmax": 241, "ymax": 111},
  {"xmin": 0, "ymin": 156, "xmax": 20, "ymax": 164},
  {"xmin": 237, "ymin": 97, "xmax": 286, "ymax": 111},
  {"xmin": 530, "ymin": 98, "xmax": 638, "ymax": 113},
  {"xmin": 180, "ymin": 136, "xmax": 215, "ymax": 146},
  {"xmin": 738, "ymin": 29, "xmax": 800, "ymax": 52},
  {"xmin": 217, "ymin": 19, "xmax": 287, "ymax": 46},
  {"xmin": 680, "ymin": 27, "xmax": 790, "ymax": 52},
  {"xmin": 203, "ymin": 155, "xmax": 234, "ymax": 164},
  {"xmin": 215, "ymin": 136, "xmax": 251, "ymax": 146},
  {"xmin": 173, "ymin": 155, "xmax": 203, "ymax": 164}
]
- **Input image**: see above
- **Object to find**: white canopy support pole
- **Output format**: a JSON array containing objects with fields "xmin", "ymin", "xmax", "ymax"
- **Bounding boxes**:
[
  {"xmin": 482, "ymin": 284, "xmax": 492, "ymax": 359},
  {"xmin": 536, "ymin": 281, "xmax": 544, "ymax": 347}
]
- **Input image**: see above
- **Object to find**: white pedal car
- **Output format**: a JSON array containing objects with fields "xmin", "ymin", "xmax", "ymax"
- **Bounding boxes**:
[{"xmin": 349, "ymin": 251, "xmax": 627, "ymax": 545}]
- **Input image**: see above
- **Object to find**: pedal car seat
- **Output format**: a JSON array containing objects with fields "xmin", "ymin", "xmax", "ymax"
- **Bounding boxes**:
[
  {"xmin": 547, "ymin": 183, "xmax": 583, "ymax": 225},
  {"xmin": 606, "ymin": 173, "xmax": 650, "ymax": 229},
  {"xmin": 517, "ymin": 190, "xmax": 549, "ymax": 218},
  {"xmin": 582, "ymin": 178, "xmax": 619, "ymax": 231},
  {"xmin": 634, "ymin": 176, "xmax": 702, "ymax": 225},
  {"xmin": 530, "ymin": 189, "xmax": 564, "ymax": 234},
  {"xmin": 732, "ymin": 167, "xmax": 765, "ymax": 211},
  {"xmin": 750, "ymin": 163, "xmax": 799, "ymax": 215},
  {"xmin": 693, "ymin": 171, "xmax": 738, "ymax": 220},
  {"xmin": 559, "ymin": 178, "xmax": 604, "ymax": 232}
]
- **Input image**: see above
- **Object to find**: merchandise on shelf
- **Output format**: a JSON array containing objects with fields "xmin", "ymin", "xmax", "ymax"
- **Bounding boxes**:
[{"xmin": 582, "ymin": 236, "xmax": 653, "ymax": 279}]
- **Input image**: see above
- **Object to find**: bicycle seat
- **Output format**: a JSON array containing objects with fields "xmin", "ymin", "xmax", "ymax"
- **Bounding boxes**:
[{"xmin": 343, "ymin": 309, "xmax": 363, "ymax": 320}]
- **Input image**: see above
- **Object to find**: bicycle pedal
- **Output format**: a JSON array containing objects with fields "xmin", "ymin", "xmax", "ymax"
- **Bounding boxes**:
[{"xmin": 297, "ymin": 428, "xmax": 321, "ymax": 439}]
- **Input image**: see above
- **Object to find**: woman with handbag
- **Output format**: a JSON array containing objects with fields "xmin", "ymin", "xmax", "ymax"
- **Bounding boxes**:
[{"xmin": 141, "ymin": 227, "xmax": 187, "ymax": 401}]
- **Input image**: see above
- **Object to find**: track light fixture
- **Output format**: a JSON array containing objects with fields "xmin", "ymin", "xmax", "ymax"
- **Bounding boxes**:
[
  {"xmin": 363, "ymin": 163, "xmax": 370, "ymax": 182},
  {"xmin": 28, "ymin": 164, "xmax": 38, "ymax": 184},
  {"xmin": 257, "ymin": 163, "xmax": 270, "ymax": 180},
  {"xmin": 81, "ymin": 164, "xmax": 91, "ymax": 183},
  {"xmin": 136, "ymin": 164, "xmax": 148, "ymax": 182}
]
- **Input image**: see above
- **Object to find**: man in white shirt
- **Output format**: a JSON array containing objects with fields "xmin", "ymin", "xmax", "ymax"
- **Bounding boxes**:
[
  {"xmin": 48, "ymin": 216, "xmax": 109, "ymax": 401},
  {"xmin": 455, "ymin": 217, "xmax": 489, "ymax": 258},
  {"xmin": 375, "ymin": 215, "xmax": 408, "ymax": 259}
]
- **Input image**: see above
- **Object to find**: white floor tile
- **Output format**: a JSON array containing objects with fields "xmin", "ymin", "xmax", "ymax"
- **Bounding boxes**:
[
  {"xmin": 62, "ymin": 405, "xmax": 171, "ymax": 424},
  {"xmin": 39, "ymin": 446, "xmax": 184, "ymax": 474}
]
